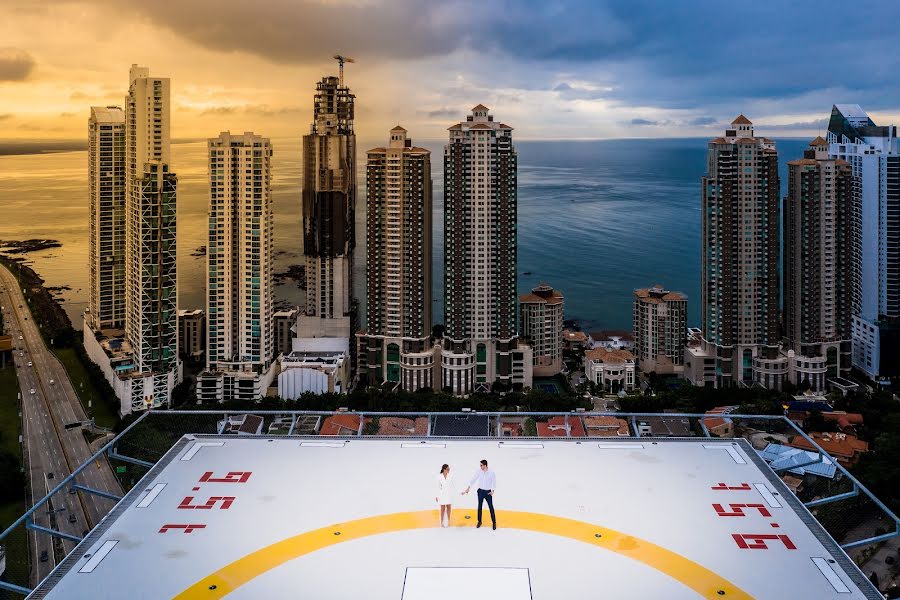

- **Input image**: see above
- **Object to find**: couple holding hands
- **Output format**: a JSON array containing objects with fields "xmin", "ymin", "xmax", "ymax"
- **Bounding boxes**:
[{"xmin": 435, "ymin": 459, "xmax": 497, "ymax": 530}]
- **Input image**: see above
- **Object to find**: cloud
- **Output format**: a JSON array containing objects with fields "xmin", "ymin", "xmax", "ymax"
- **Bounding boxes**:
[
  {"xmin": 553, "ymin": 82, "xmax": 573, "ymax": 92},
  {"xmin": 630, "ymin": 118, "xmax": 658, "ymax": 126},
  {"xmin": 58, "ymin": 112, "xmax": 76, "ymax": 118},
  {"xmin": 0, "ymin": 114, "xmax": 11, "ymax": 120},
  {"xmin": 0, "ymin": 47, "xmax": 35, "ymax": 81},
  {"xmin": 688, "ymin": 116, "xmax": 718, "ymax": 126},
  {"xmin": 425, "ymin": 108, "xmax": 462, "ymax": 119},
  {"xmin": 97, "ymin": 0, "xmax": 473, "ymax": 63},
  {"xmin": 755, "ymin": 117, "xmax": 828, "ymax": 131},
  {"xmin": 197, "ymin": 104, "xmax": 302, "ymax": 117},
  {"xmin": 198, "ymin": 106, "xmax": 237, "ymax": 116}
]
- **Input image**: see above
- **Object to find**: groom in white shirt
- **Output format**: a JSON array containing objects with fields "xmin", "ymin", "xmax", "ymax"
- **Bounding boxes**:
[{"xmin": 463, "ymin": 459, "xmax": 497, "ymax": 530}]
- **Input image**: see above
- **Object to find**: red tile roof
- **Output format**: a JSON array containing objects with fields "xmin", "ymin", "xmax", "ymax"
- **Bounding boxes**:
[
  {"xmin": 536, "ymin": 416, "xmax": 586, "ymax": 437},
  {"xmin": 583, "ymin": 416, "xmax": 629, "ymax": 436},
  {"xmin": 377, "ymin": 417, "xmax": 429, "ymax": 436},
  {"xmin": 585, "ymin": 348, "xmax": 635, "ymax": 364},
  {"xmin": 320, "ymin": 414, "xmax": 369, "ymax": 436}
]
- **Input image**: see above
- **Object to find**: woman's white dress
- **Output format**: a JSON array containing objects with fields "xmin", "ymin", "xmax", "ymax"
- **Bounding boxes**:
[{"xmin": 436, "ymin": 474, "xmax": 454, "ymax": 505}]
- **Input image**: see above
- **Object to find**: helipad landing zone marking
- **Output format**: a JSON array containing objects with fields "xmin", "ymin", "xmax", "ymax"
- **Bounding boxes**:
[
  {"xmin": 498, "ymin": 442, "xmax": 544, "ymax": 449},
  {"xmin": 299, "ymin": 441, "xmax": 346, "ymax": 448},
  {"xmin": 811, "ymin": 557, "xmax": 851, "ymax": 593},
  {"xmin": 400, "ymin": 442, "xmax": 446, "ymax": 448},
  {"xmin": 136, "ymin": 483, "xmax": 167, "ymax": 508},
  {"xmin": 753, "ymin": 483, "xmax": 783, "ymax": 508},
  {"xmin": 703, "ymin": 444, "xmax": 747, "ymax": 465},
  {"xmin": 78, "ymin": 540, "xmax": 118, "ymax": 574},
  {"xmin": 597, "ymin": 443, "xmax": 644, "ymax": 449},
  {"xmin": 181, "ymin": 442, "xmax": 225, "ymax": 461},
  {"xmin": 173, "ymin": 509, "xmax": 753, "ymax": 600}
]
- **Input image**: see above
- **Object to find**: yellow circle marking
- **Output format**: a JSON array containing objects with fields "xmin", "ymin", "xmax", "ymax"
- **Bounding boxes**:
[{"xmin": 174, "ymin": 509, "xmax": 753, "ymax": 599}]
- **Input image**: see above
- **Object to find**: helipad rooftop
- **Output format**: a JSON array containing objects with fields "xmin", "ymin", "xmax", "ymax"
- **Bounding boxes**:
[{"xmin": 29, "ymin": 435, "xmax": 880, "ymax": 599}]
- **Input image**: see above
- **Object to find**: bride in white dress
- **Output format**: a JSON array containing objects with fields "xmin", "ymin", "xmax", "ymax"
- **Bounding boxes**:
[{"xmin": 436, "ymin": 464, "xmax": 455, "ymax": 527}]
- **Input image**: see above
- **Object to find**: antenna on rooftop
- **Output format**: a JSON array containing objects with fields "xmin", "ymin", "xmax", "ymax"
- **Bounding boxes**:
[{"xmin": 333, "ymin": 54, "xmax": 355, "ymax": 87}]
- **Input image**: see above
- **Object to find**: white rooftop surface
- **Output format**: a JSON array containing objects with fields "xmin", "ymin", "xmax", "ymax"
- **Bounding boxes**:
[{"xmin": 31, "ymin": 436, "xmax": 878, "ymax": 599}]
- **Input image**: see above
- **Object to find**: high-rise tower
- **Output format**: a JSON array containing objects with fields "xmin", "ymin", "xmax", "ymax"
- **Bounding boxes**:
[
  {"xmin": 197, "ymin": 132, "xmax": 276, "ymax": 402},
  {"xmin": 125, "ymin": 64, "xmax": 178, "ymax": 408},
  {"xmin": 781, "ymin": 138, "xmax": 855, "ymax": 390},
  {"xmin": 297, "ymin": 75, "xmax": 356, "ymax": 339},
  {"xmin": 691, "ymin": 116, "xmax": 780, "ymax": 388},
  {"xmin": 444, "ymin": 104, "xmax": 517, "ymax": 341},
  {"xmin": 88, "ymin": 106, "xmax": 126, "ymax": 331},
  {"xmin": 440, "ymin": 105, "xmax": 531, "ymax": 394},
  {"xmin": 356, "ymin": 127, "xmax": 434, "ymax": 391},
  {"xmin": 82, "ymin": 66, "xmax": 179, "ymax": 415},
  {"xmin": 827, "ymin": 105, "xmax": 900, "ymax": 380}
]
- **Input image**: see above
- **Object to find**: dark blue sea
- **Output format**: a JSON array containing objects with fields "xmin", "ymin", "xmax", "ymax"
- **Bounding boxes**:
[{"xmin": 0, "ymin": 137, "xmax": 810, "ymax": 330}]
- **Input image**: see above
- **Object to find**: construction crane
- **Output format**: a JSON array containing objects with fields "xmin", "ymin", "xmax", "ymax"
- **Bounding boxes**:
[{"xmin": 333, "ymin": 54, "xmax": 355, "ymax": 86}]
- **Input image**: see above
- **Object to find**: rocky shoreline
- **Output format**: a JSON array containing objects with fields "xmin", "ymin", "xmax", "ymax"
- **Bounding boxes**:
[{"xmin": 0, "ymin": 239, "xmax": 62, "ymax": 254}]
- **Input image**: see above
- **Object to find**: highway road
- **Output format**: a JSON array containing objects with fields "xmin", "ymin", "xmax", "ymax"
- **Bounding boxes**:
[{"xmin": 1, "ymin": 263, "xmax": 123, "ymax": 585}]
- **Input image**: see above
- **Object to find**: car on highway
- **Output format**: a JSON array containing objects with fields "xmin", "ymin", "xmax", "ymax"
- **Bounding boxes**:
[
  {"xmin": 47, "ymin": 472, "xmax": 54, "ymax": 479},
  {"xmin": 19, "ymin": 352, "xmax": 24, "ymax": 357},
  {"xmin": 29, "ymin": 388, "xmax": 35, "ymax": 394},
  {"xmin": 50, "ymin": 379, "xmax": 55, "ymax": 385},
  {"xmin": 40, "ymin": 550, "xmax": 48, "ymax": 563},
  {"xmin": 68, "ymin": 513, "xmax": 77, "ymax": 523},
  {"xmin": 27, "ymin": 361, "xmax": 32, "ymax": 367}
]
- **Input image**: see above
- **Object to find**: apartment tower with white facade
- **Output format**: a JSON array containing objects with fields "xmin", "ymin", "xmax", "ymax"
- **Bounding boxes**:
[
  {"xmin": 197, "ymin": 132, "xmax": 275, "ymax": 402},
  {"xmin": 88, "ymin": 106, "xmax": 127, "ymax": 331},
  {"xmin": 827, "ymin": 105, "xmax": 900, "ymax": 381},
  {"xmin": 357, "ymin": 127, "xmax": 434, "ymax": 391},
  {"xmin": 125, "ymin": 64, "xmax": 178, "ymax": 408}
]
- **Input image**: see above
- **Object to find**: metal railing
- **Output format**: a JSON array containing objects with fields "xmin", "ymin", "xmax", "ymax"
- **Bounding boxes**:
[{"xmin": 1, "ymin": 410, "xmax": 897, "ymax": 596}]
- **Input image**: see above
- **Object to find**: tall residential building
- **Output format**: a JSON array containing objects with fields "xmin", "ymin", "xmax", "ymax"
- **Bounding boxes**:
[
  {"xmin": 827, "ymin": 105, "xmax": 900, "ymax": 380},
  {"xmin": 197, "ymin": 132, "xmax": 276, "ymax": 403},
  {"xmin": 690, "ymin": 116, "xmax": 780, "ymax": 388},
  {"xmin": 633, "ymin": 285, "xmax": 687, "ymax": 375},
  {"xmin": 440, "ymin": 105, "xmax": 531, "ymax": 394},
  {"xmin": 124, "ymin": 65, "xmax": 178, "ymax": 408},
  {"xmin": 444, "ymin": 104, "xmax": 517, "ymax": 342},
  {"xmin": 782, "ymin": 138, "xmax": 855, "ymax": 390},
  {"xmin": 88, "ymin": 106, "xmax": 126, "ymax": 330},
  {"xmin": 356, "ymin": 127, "xmax": 435, "ymax": 391},
  {"xmin": 519, "ymin": 284, "xmax": 564, "ymax": 376},
  {"xmin": 83, "ymin": 65, "xmax": 179, "ymax": 414},
  {"xmin": 297, "ymin": 75, "xmax": 356, "ymax": 340}
]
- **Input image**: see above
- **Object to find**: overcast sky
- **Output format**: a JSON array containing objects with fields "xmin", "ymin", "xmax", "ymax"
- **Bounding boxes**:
[{"xmin": 2, "ymin": 0, "xmax": 899, "ymax": 141}]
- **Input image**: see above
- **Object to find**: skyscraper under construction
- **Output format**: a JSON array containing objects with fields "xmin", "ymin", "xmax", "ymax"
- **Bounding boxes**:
[{"xmin": 298, "ymin": 75, "xmax": 357, "ymax": 339}]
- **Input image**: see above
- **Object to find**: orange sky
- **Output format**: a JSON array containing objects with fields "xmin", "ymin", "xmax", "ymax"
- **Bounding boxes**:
[{"xmin": 2, "ymin": 1, "xmax": 899, "ymax": 142}]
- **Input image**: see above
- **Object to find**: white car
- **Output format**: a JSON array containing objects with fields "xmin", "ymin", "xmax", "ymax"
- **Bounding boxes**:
[
  {"xmin": 49, "ymin": 379, "xmax": 55, "ymax": 385},
  {"xmin": 29, "ymin": 388, "xmax": 36, "ymax": 395},
  {"xmin": 27, "ymin": 361, "xmax": 32, "ymax": 367},
  {"xmin": 18, "ymin": 335, "xmax": 23, "ymax": 340}
]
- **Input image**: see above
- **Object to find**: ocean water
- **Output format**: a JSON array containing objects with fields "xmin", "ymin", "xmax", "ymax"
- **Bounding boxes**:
[{"xmin": 0, "ymin": 137, "xmax": 809, "ymax": 331}]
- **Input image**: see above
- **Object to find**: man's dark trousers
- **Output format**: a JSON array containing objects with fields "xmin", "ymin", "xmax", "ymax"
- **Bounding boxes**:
[{"xmin": 477, "ymin": 488, "xmax": 496, "ymax": 526}]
